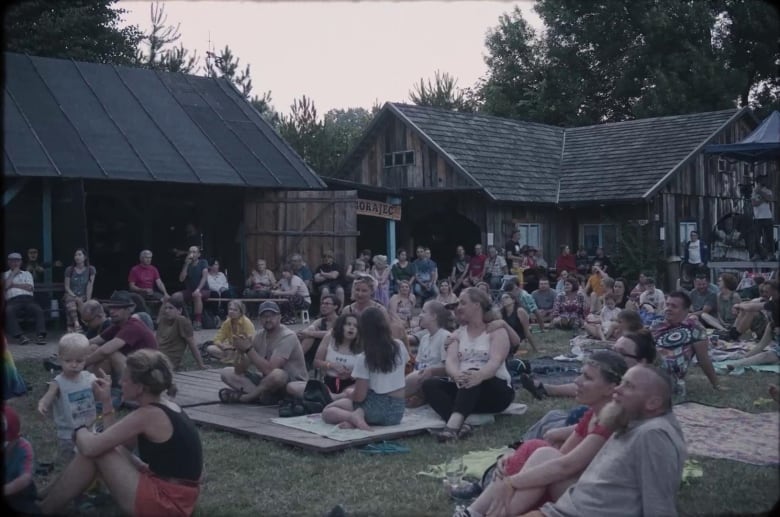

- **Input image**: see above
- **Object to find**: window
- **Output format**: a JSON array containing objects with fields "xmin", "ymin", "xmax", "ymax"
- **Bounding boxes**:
[
  {"xmin": 679, "ymin": 221, "xmax": 698, "ymax": 254},
  {"xmin": 515, "ymin": 223, "xmax": 541, "ymax": 250},
  {"xmin": 582, "ymin": 224, "xmax": 618, "ymax": 256},
  {"xmin": 383, "ymin": 150, "xmax": 415, "ymax": 168}
]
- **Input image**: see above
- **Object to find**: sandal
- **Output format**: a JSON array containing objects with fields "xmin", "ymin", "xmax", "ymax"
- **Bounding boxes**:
[
  {"xmin": 430, "ymin": 426, "xmax": 459, "ymax": 443},
  {"xmin": 218, "ymin": 388, "xmax": 244, "ymax": 404},
  {"xmin": 457, "ymin": 423, "xmax": 474, "ymax": 439},
  {"xmin": 519, "ymin": 374, "xmax": 544, "ymax": 400}
]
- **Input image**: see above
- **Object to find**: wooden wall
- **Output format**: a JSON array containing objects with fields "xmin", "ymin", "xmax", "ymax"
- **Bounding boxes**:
[{"xmin": 244, "ymin": 190, "xmax": 358, "ymax": 273}]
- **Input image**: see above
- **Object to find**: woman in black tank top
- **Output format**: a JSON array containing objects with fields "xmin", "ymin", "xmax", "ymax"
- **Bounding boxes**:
[{"xmin": 41, "ymin": 350, "xmax": 203, "ymax": 517}]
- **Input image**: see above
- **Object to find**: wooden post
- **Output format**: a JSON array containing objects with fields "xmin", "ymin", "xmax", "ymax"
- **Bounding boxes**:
[
  {"xmin": 42, "ymin": 180, "xmax": 53, "ymax": 284},
  {"xmin": 386, "ymin": 196, "xmax": 401, "ymax": 261}
]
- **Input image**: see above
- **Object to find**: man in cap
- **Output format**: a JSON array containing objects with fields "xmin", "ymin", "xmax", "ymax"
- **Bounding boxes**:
[
  {"xmin": 516, "ymin": 365, "xmax": 687, "ymax": 517},
  {"xmin": 86, "ymin": 291, "xmax": 157, "ymax": 378},
  {"xmin": 128, "ymin": 249, "xmax": 170, "ymax": 302},
  {"xmin": 3, "ymin": 252, "xmax": 47, "ymax": 345},
  {"xmin": 218, "ymin": 301, "xmax": 308, "ymax": 404}
]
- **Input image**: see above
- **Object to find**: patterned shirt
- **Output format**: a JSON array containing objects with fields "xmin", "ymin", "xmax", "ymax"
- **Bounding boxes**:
[{"xmin": 652, "ymin": 319, "xmax": 706, "ymax": 380}]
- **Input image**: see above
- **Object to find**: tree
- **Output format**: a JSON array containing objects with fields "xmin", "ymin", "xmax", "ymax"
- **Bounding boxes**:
[
  {"xmin": 409, "ymin": 70, "xmax": 474, "ymax": 111},
  {"xmin": 319, "ymin": 107, "xmax": 375, "ymax": 175},
  {"xmin": 4, "ymin": 0, "xmax": 142, "ymax": 65},
  {"xmin": 136, "ymin": 2, "xmax": 198, "ymax": 74},
  {"xmin": 278, "ymin": 96, "xmax": 324, "ymax": 170}
]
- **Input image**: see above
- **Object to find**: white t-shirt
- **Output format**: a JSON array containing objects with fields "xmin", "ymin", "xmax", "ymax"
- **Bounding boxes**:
[
  {"xmin": 455, "ymin": 328, "xmax": 511, "ymax": 386},
  {"xmin": 639, "ymin": 288, "xmax": 666, "ymax": 315},
  {"xmin": 207, "ymin": 272, "xmax": 229, "ymax": 292},
  {"xmin": 351, "ymin": 340, "xmax": 408, "ymax": 394},
  {"xmin": 4, "ymin": 269, "xmax": 34, "ymax": 300},
  {"xmin": 687, "ymin": 241, "xmax": 702, "ymax": 264},
  {"xmin": 281, "ymin": 275, "xmax": 311, "ymax": 304},
  {"xmin": 52, "ymin": 370, "xmax": 97, "ymax": 439},
  {"xmin": 414, "ymin": 328, "xmax": 450, "ymax": 371},
  {"xmin": 752, "ymin": 188, "xmax": 772, "ymax": 219},
  {"xmin": 324, "ymin": 343, "xmax": 358, "ymax": 377}
]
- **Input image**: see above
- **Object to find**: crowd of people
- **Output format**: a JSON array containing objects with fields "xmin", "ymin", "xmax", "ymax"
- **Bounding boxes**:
[{"xmin": 3, "ymin": 234, "xmax": 778, "ymax": 516}]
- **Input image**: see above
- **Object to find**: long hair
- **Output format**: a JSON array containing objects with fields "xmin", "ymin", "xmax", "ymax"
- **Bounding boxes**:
[
  {"xmin": 125, "ymin": 349, "xmax": 177, "ymax": 397},
  {"xmin": 332, "ymin": 313, "xmax": 362, "ymax": 354},
  {"xmin": 424, "ymin": 301, "xmax": 450, "ymax": 329},
  {"xmin": 359, "ymin": 307, "xmax": 399, "ymax": 373},
  {"xmin": 73, "ymin": 247, "xmax": 90, "ymax": 268},
  {"xmin": 463, "ymin": 287, "xmax": 497, "ymax": 323},
  {"xmin": 624, "ymin": 329, "xmax": 657, "ymax": 364}
]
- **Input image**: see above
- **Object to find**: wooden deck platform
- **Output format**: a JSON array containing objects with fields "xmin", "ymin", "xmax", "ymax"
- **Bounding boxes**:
[{"xmin": 172, "ymin": 369, "xmax": 225, "ymax": 407}]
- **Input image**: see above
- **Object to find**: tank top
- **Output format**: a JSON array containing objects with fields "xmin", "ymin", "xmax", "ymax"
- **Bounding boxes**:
[
  {"xmin": 138, "ymin": 403, "xmax": 203, "ymax": 481},
  {"xmin": 324, "ymin": 343, "xmax": 358, "ymax": 377},
  {"xmin": 66, "ymin": 266, "xmax": 94, "ymax": 298},
  {"xmin": 457, "ymin": 329, "xmax": 511, "ymax": 386}
]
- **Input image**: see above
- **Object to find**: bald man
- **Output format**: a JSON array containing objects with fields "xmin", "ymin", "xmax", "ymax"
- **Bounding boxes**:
[{"xmin": 523, "ymin": 365, "xmax": 687, "ymax": 517}]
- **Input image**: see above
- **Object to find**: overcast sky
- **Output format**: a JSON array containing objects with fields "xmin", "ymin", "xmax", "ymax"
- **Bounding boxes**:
[{"xmin": 119, "ymin": 0, "xmax": 542, "ymax": 115}]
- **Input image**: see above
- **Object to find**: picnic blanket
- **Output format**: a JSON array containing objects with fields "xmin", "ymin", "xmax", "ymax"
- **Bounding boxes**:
[
  {"xmin": 271, "ymin": 403, "xmax": 528, "ymax": 442},
  {"xmin": 417, "ymin": 447, "xmax": 512, "ymax": 480},
  {"xmin": 673, "ymin": 402, "xmax": 779, "ymax": 466},
  {"xmin": 713, "ymin": 361, "xmax": 780, "ymax": 375},
  {"xmin": 528, "ymin": 357, "xmax": 582, "ymax": 386}
]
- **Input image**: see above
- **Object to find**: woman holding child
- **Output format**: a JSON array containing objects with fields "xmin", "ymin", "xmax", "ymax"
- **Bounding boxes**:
[
  {"xmin": 423, "ymin": 287, "xmax": 514, "ymax": 442},
  {"xmin": 41, "ymin": 349, "xmax": 203, "ymax": 517},
  {"xmin": 321, "ymin": 308, "xmax": 408, "ymax": 430},
  {"xmin": 455, "ymin": 350, "xmax": 627, "ymax": 517}
]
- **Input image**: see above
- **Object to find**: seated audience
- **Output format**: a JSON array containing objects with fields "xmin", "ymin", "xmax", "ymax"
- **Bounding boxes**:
[
  {"xmin": 205, "ymin": 300, "xmax": 255, "ymax": 363},
  {"xmin": 726, "ymin": 280, "xmax": 778, "ymax": 373},
  {"xmin": 498, "ymin": 292, "xmax": 537, "ymax": 353},
  {"xmin": 688, "ymin": 273, "xmax": 717, "ymax": 323},
  {"xmin": 450, "ymin": 245, "xmax": 471, "ymax": 293},
  {"xmin": 529, "ymin": 366, "xmax": 687, "ymax": 517},
  {"xmin": 156, "ymin": 297, "xmax": 205, "ymax": 370},
  {"xmin": 80, "ymin": 300, "xmax": 112, "ymax": 339},
  {"xmin": 128, "ymin": 249, "xmax": 170, "ymax": 302},
  {"xmin": 531, "ymin": 279, "xmax": 556, "ymax": 324},
  {"xmin": 574, "ymin": 248, "xmax": 590, "ymax": 277},
  {"xmin": 321, "ymin": 308, "xmax": 408, "ymax": 429},
  {"xmin": 206, "ymin": 259, "xmax": 238, "ymax": 300},
  {"xmin": 505, "ymin": 232, "xmax": 523, "ymax": 274},
  {"xmin": 289, "ymin": 253, "xmax": 314, "ymax": 292},
  {"xmin": 653, "ymin": 291, "xmax": 721, "ymax": 391},
  {"xmin": 405, "ymin": 301, "xmax": 451, "ymax": 406},
  {"xmin": 218, "ymin": 301, "xmax": 308, "ymax": 404},
  {"xmin": 423, "ymin": 288, "xmax": 514, "ymax": 441},
  {"xmin": 700, "ymin": 272, "xmax": 741, "ymax": 333},
  {"xmin": 554, "ymin": 270, "xmax": 569, "ymax": 295},
  {"xmin": 390, "ymin": 249, "xmax": 414, "ymax": 294},
  {"xmin": 4, "ymin": 405, "xmax": 40, "ymax": 515},
  {"xmin": 728, "ymin": 281, "xmax": 771, "ymax": 340},
  {"xmin": 341, "ymin": 275, "xmax": 387, "ymax": 318},
  {"xmin": 176, "ymin": 246, "xmax": 210, "ymax": 330},
  {"xmin": 458, "ymin": 351, "xmax": 627, "ymax": 517},
  {"xmin": 370, "ymin": 255, "xmax": 391, "ymax": 306},
  {"xmin": 475, "ymin": 281, "xmax": 491, "ymax": 296},
  {"xmin": 629, "ymin": 272, "xmax": 650, "ymax": 302},
  {"xmin": 466, "ymin": 244, "xmax": 488, "ymax": 288},
  {"xmin": 388, "ymin": 280, "xmax": 416, "ymax": 326},
  {"xmin": 313, "ymin": 251, "xmax": 345, "ymax": 306},
  {"xmin": 4, "ymin": 252, "xmax": 47, "ymax": 345},
  {"xmin": 555, "ymin": 245, "xmax": 576, "ymax": 275},
  {"xmin": 297, "ymin": 295, "xmax": 340, "ymax": 369},
  {"xmin": 435, "ymin": 279, "xmax": 459, "ymax": 307},
  {"xmin": 294, "ymin": 313, "xmax": 361, "ymax": 401},
  {"xmin": 551, "ymin": 277, "xmax": 587, "ymax": 331},
  {"xmin": 243, "ymin": 258, "xmax": 276, "ymax": 298},
  {"xmin": 613, "ymin": 308, "xmax": 644, "ymax": 339},
  {"xmin": 40, "ymin": 349, "xmax": 204, "ymax": 517},
  {"xmin": 128, "ymin": 293, "xmax": 155, "ymax": 330},
  {"xmin": 272, "ymin": 265, "xmax": 312, "ymax": 323},
  {"xmin": 86, "ymin": 291, "xmax": 158, "ymax": 379},
  {"xmin": 62, "ymin": 248, "xmax": 96, "ymax": 333},
  {"xmin": 412, "ymin": 246, "xmax": 438, "ymax": 305},
  {"xmin": 638, "ymin": 277, "xmax": 665, "ymax": 316},
  {"xmin": 345, "ymin": 259, "xmax": 367, "ymax": 302},
  {"xmin": 485, "ymin": 245, "xmax": 508, "ymax": 291},
  {"xmin": 611, "ymin": 278, "xmax": 633, "ymax": 310},
  {"xmin": 505, "ymin": 278, "xmax": 546, "ymax": 332},
  {"xmin": 584, "ymin": 262, "xmax": 608, "ymax": 313},
  {"xmin": 584, "ymin": 293, "xmax": 620, "ymax": 341}
]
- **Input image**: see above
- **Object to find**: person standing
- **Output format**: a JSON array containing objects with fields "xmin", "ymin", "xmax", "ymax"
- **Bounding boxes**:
[
  {"xmin": 4, "ymin": 252, "xmax": 47, "ymax": 345},
  {"xmin": 176, "ymin": 246, "xmax": 210, "ymax": 330},
  {"xmin": 751, "ymin": 174, "xmax": 775, "ymax": 261},
  {"xmin": 682, "ymin": 230, "xmax": 709, "ymax": 280}
]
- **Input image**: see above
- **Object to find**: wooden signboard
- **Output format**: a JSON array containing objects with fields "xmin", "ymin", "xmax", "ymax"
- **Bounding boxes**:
[{"xmin": 356, "ymin": 198, "xmax": 401, "ymax": 221}]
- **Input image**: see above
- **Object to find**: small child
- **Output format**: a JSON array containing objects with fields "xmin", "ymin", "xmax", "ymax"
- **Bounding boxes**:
[
  {"xmin": 371, "ymin": 255, "xmax": 390, "ymax": 307},
  {"xmin": 37, "ymin": 333, "xmax": 98, "ymax": 464},
  {"xmin": 321, "ymin": 308, "xmax": 408, "ymax": 430},
  {"xmin": 600, "ymin": 294, "xmax": 622, "ymax": 340},
  {"xmin": 4, "ymin": 405, "xmax": 40, "ymax": 515}
]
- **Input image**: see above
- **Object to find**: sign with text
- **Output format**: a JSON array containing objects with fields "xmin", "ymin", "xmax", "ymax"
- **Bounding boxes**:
[{"xmin": 356, "ymin": 199, "xmax": 402, "ymax": 221}]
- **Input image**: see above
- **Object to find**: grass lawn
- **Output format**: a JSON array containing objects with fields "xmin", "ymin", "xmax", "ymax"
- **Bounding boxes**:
[{"xmin": 8, "ymin": 329, "xmax": 779, "ymax": 516}]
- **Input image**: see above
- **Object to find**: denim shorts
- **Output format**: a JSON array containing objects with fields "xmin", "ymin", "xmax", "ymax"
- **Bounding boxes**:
[{"xmin": 356, "ymin": 390, "xmax": 405, "ymax": 426}]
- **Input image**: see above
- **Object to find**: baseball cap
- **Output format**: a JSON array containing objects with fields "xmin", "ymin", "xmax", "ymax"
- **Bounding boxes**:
[
  {"xmin": 258, "ymin": 301, "xmax": 280, "ymax": 315},
  {"xmin": 7, "ymin": 252, "xmax": 22, "ymax": 260}
]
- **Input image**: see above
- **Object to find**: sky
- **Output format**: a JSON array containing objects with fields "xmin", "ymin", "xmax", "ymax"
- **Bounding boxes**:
[{"xmin": 119, "ymin": 0, "xmax": 543, "ymax": 116}]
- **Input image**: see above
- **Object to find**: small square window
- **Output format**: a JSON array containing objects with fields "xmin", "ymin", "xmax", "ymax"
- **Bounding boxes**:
[
  {"xmin": 404, "ymin": 151, "xmax": 415, "ymax": 165},
  {"xmin": 394, "ymin": 153, "xmax": 404, "ymax": 166},
  {"xmin": 384, "ymin": 154, "xmax": 393, "ymax": 167}
]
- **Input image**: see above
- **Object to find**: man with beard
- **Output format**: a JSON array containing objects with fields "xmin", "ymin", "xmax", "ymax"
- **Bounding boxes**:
[{"xmin": 526, "ymin": 365, "xmax": 687, "ymax": 517}]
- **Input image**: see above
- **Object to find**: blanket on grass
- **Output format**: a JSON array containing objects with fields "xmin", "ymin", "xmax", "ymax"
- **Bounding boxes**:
[
  {"xmin": 713, "ymin": 361, "xmax": 780, "ymax": 375},
  {"xmin": 673, "ymin": 402, "xmax": 779, "ymax": 466},
  {"xmin": 271, "ymin": 403, "xmax": 527, "ymax": 442}
]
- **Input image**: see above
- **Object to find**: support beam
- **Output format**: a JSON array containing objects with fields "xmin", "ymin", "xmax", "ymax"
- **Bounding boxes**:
[
  {"xmin": 42, "ymin": 180, "xmax": 53, "ymax": 284},
  {"xmin": 386, "ymin": 196, "xmax": 401, "ymax": 262},
  {"xmin": 3, "ymin": 178, "xmax": 29, "ymax": 207}
]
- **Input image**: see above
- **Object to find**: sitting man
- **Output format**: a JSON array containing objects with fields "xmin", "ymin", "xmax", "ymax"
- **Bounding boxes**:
[
  {"xmin": 4, "ymin": 252, "xmax": 47, "ymax": 345},
  {"xmin": 298, "ymin": 295, "xmax": 341, "ymax": 369},
  {"xmin": 505, "ymin": 278, "xmax": 545, "ymax": 332},
  {"xmin": 412, "ymin": 245, "xmax": 438, "ymax": 305},
  {"xmin": 272, "ymin": 265, "xmax": 312, "ymax": 324},
  {"xmin": 638, "ymin": 276, "xmax": 665, "ymax": 316},
  {"xmin": 86, "ymin": 291, "xmax": 158, "ymax": 379},
  {"xmin": 653, "ymin": 291, "xmax": 721, "ymax": 392},
  {"xmin": 79, "ymin": 299, "xmax": 112, "ymax": 339},
  {"xmin": 484, "ymin": 245, "xmax": 508, "ymax": 291},
  {"xmin": 313, "ymin": 250, "xmax": 345, "ymax": 306},
  {"xmin": 531, "ymin": 279, "xmax": 556, "ymax": 325},
  {"xmin": 219, "ymin": 301, "xmax": 308, "ymax": 404},
  {"xmin": 176, "ymin": 246, "xmax": 210, "ymax": 330},
  {"xmin": 290, "ymin": 253, "xmax": 314, "ymax": 293},
  {"xmin": 524, "ymin": 365, "xmax": 687, "ymax": 517},
  {"xmin": 127, "ymin": 249, "xmax": 170, "ymax": 302},
  {"xmin": 688, "ymin": 273, "xmax": 717, "ymax": 324}
]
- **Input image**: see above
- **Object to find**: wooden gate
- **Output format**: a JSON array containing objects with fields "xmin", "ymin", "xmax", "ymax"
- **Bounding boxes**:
[{"xmin": 244, "ymin": 190, "xmax": 358, "ymax": 272}]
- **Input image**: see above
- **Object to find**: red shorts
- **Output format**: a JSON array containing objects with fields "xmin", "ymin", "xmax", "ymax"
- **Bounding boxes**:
[
  {"xmin": 504, "ymin": 438, "xmax": 553, "ymax": 508},
  {"xmin": 135, "ymin": 470, "xmax": 200, "ymax": 517}
]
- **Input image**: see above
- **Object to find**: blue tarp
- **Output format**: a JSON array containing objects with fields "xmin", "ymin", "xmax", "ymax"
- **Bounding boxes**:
[{"xmin": 704, "ymin": 111, "xmax": 780, "ymax": 161}]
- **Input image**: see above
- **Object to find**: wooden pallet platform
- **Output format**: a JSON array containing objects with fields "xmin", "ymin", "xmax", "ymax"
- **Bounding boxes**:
[{"xmin": 172, "ymin": 370, "xmax": 225, "ymax": 407}]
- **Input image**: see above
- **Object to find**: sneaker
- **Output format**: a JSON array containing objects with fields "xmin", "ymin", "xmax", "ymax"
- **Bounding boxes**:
[
  {"xmin": 35, "ymin": 334, "xmax": 47, "ymax": 345},
  {"xmin": 17, "ymin": 335, "xmax": 31, "ymax": 346}
]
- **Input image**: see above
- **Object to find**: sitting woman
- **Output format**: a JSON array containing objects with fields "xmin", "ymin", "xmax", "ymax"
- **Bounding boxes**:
[
  {"xmin": 612, "ymin": 277, "xmax": 635, "ymax": 311},
  {"xmin": 370, "ymin": 255, "xmax": 391, "ymax": 307},
  {"xmin": 423, "ymin": 288, "xmax": 515, "ymax": 442},
  {"xmin": 554, "ymin": 269, "xmax": 569, "ymax": 295},
  {"xmin": 290, "ymin": 313, "xmax": 361, "ymax": 400},
  {"xmin": 63, "ymin": 248, "xmax": 96, "ymax": 333},
  {"xmin": 551, "ymin": 277, "xmax": 588, "ymax": 330},
  {"xmin": 475, "ymin": 281, "xmax": 491, "ymax": 296},
  {"xmin": 271, "ymin": 266, "xmax": 311, "ymax": 324},
  {"xmin": 435, "ymin": 280, "xmax": 459, "ymax": 308},
  {"xmin": 701, "ymin": 272, "xmax": 742, "ymax": 333},
  {"xmin": 457, "ymin": 351, "xmax": 627, "ymax": 517},
  {"xmin": 321, "ymin": 308, "xmax": 408, "ymax": 430},
  {"xmin": 156, "ymin": 298, "xmax": 206, "ymax": 370},
  {"xmin": 497, "ymin": 292, "xmax": 535, "ymax": 355},
  {"xmin": 205, "ymin": 300, "xmax": 255, "ymax": 363},
  {"xmin": 243, "ymin": 259, "xmax": 276, "ymax": 298},
  {"xmin": 583, "ymin": 293, "xmax": 621, "ymax": 341},
  {"xmin": 206, "ymin": 259, "xmax": 238, "ymax": 300},
  {"xmin": 388, "ymin": 280, "xmax": 416, "ymax": 327},
  {"xmin": 342, "ymin": 275, "xmax": 387, "ymax": 317},
  {"xmin": 40, "ymin": 349, "xmax": 203, "ymax": 517},
  {"xmin": 406, "ymin": 301, "xmax": 451, "ymax": 406}
]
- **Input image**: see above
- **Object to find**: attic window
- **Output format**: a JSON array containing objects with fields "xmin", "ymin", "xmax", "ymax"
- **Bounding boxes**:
[{"xmin": 384, "ymin": 151, "xmax": 415, "ymax": 168}]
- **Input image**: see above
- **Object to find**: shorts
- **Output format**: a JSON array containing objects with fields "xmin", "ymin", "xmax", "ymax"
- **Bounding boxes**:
[
  {"xmin": 355, "ymin": 390, "xmax": 405, "ymax": 426},
  {"xmin": 182, "ymin": 289, "xmax": 210, "ymax": 303},
  {"xmin": 135, "ymin": 469, "xmax": 200, "ymax": 517},
  {"xmin": 245, "ymin": 370, "xmax": 291, "ymax": 388}
]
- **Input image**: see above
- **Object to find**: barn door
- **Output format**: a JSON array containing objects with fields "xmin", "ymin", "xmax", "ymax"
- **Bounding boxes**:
[{"xmin": 244, "ymin": 190, "xmax": 358, "ymax": 272}]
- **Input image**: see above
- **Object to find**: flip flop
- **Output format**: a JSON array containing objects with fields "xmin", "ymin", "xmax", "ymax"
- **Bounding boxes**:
[{"xmin": 359, "ymin": 441, "xmax": 410, "ymax": 454}]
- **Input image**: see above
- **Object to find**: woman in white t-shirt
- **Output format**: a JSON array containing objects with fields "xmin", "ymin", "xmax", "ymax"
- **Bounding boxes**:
[
  {"xmin": 303, "ymin": 314, "xmax": 361, "ymax": 400},
  {"xmin": 405, "ymin": 301, "xmax": 451, "ymax": 406},
  {"xmin": 321, "ymin": 308, "xmax": 407, "ymax": 430},
  {"xmin": 423, "ymin": 287, "xmax": 514, "ymax": 442}
]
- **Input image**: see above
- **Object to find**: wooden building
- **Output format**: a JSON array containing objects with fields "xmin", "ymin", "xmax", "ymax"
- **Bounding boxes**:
[
  {"xmin": 330, "ymin": 103, "xmax": 778, "ymax": 287},
  {"xmin": 3, "ymin": 53, "xmax": 351, "ymax": 297}
]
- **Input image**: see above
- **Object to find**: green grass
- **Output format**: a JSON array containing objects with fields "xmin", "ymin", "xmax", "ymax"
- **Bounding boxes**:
[{"xmin": 8, "ymin": 330, "xmax": 779, "ymax": 516}]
